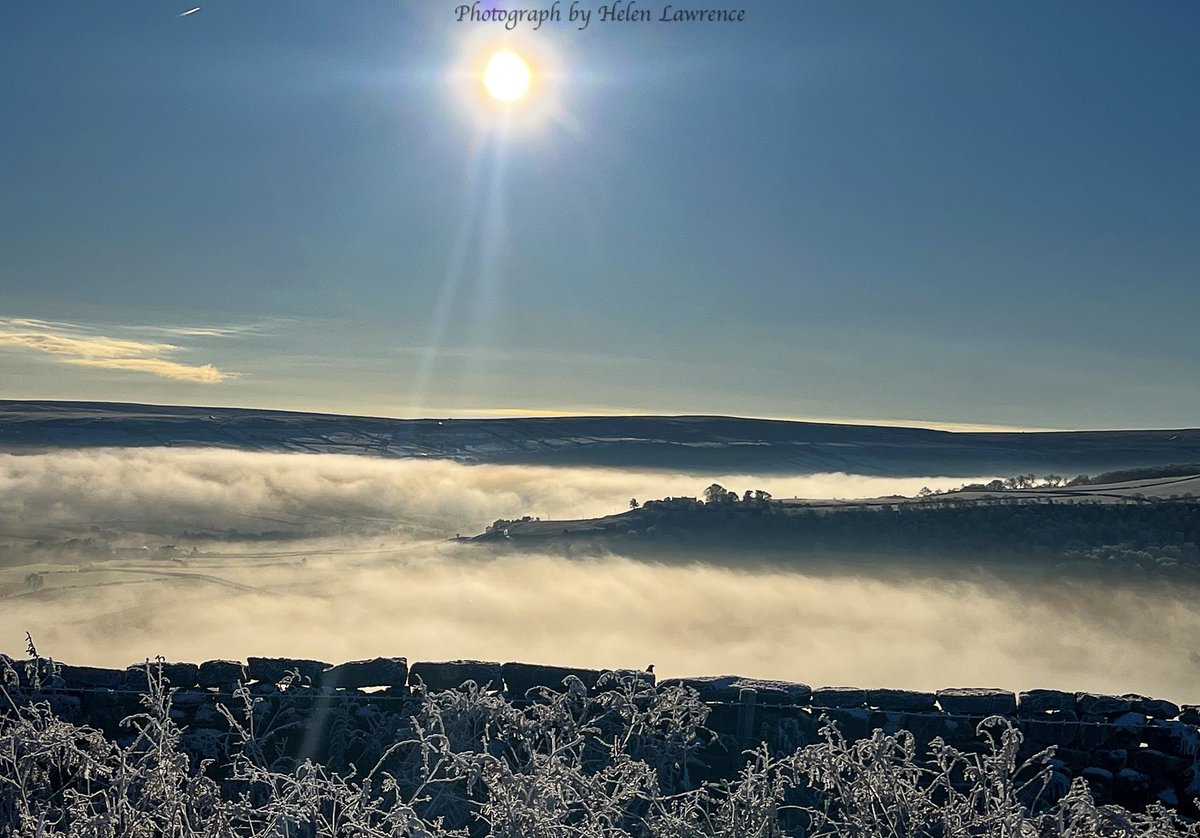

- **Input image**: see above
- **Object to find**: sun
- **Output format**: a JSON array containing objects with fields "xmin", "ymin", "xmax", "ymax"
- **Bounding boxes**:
[
  {"xmin": 483, "ymin": 50, "xmax": 532, "ymax": 103},
  {"xmin": 448, "ymin": 37, "xmax": 561, "ymax": 132}
]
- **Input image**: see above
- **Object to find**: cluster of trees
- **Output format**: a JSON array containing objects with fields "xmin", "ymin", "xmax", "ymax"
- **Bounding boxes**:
[
  {"xmin": 951, "ymin": 464, "xmax": 1200, "ymax": 495},
  {"xmin": 940, "ymin": 474, "xmax": 1087, "ymax": 495},
  {"xmin": 703, "ymin": 483, "xmax": 773, "ymax": 504}
]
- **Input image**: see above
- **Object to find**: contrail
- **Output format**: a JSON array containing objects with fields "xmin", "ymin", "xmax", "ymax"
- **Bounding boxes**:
[{"xmin": 179, "ymin": 6, "xmax": 201, "ymax": 16}]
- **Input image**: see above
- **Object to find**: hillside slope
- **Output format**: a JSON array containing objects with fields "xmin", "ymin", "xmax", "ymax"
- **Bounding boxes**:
[{"xmin": 3, "ymin": 400, "xmax": 1200, "ymax": 476}]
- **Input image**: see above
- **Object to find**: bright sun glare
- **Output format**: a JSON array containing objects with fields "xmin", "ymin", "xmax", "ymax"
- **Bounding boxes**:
[{"xmin": 483, "ymin": 50, "xmax": 532, "ymax": 103}]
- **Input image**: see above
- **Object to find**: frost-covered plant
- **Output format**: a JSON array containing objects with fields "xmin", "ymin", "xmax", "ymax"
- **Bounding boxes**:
[
  {"xmin": 0, "ymin": 657, "xmax": 227, "ymax": 836},
  {"xmin": 785, "ymin": 714, "xmax": 1200, "ymax": 838},
  {"xmin": 1, "ymin": 655, "xmax": 1197, "ymax": 838}
]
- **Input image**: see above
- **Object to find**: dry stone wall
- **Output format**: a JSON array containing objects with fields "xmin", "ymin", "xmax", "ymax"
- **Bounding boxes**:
[{"xmin": 3, "ymin": 653, "xmax": 1197, "ymax": 815}]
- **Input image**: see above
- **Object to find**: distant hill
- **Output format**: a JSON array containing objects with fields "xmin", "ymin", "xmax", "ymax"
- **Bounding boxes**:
[
  {"xmin": 469, "ymin": 489, "xmax": 1200, "ymax": 584},
  {"xmin": 2, "ymin": 400, "xmax": 1200, "ymax": 477}
]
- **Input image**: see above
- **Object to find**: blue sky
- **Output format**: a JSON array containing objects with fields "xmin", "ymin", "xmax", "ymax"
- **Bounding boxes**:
[{"xmin": 1, "ymin": 1, "xmax": 1197, "ymax": 429}]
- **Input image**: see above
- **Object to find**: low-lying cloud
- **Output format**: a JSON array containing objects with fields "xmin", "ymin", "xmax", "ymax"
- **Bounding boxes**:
[
  {"xmin": 3, "ymin": 546, "xmax": 1197, "ymax": 702},
  {"xmin": 1, "ymin": 447, "xmax": 1195, "ymax": 703},
  {"xmin": 0, "ymin": 447, "xmax": 985, "ymax": 540}
]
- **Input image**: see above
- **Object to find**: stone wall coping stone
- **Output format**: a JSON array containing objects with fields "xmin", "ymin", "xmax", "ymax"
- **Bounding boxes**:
[
  {"xmin": 246, "ymin": 657, "xmax": 330, "ymax": 684},
  {"xmin": 198, "ymin": 660, "xmax": 246, "ymax": 688},
  {"xmin": 1077, "ymin": 693, "xmax": 1133, "ymax": 716},
  {"xmin": 409, "ymin": 660, "xmax": 503, "ymax": 692},
  {"xmin": 320, "ymin": 657, "xmax": 408, "ymax": 689},
  {"xmin": 936, "ymin": 688, "xmax": 1017, "ymax": 716},
  {"xmin": 1018, "ymin": 689, "xmax": 1076, "ymax": 715},
  {"xmin": 867, "ymin": 688, "xmax": 938, "ymax": 712},
  {"xmin": 122, "ymin": 662, "xmax": 199, "ymax": 690},
  {"xmin": 660, "ymin": 675, "xmax": 811, "ymax": 705},
  {"xmin": 1122, "ymin": 695, "xmax": 1181, "ymax": 719},
  {"xmin": 501, "ymin": 662, "xmax": 602, "ymax": 696},
  {"xmin": 58, "ymin": 664, "xmax": 124, "ymax": 690},
  {"xmin": 811, "ymin": 687, "xmax": 868, "ymax": 708}
]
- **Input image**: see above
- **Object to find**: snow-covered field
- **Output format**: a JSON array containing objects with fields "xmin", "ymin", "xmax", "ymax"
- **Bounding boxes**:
[{"xmin": 776, "ymin": 474, "xmax": 1200, "ymax": 507}]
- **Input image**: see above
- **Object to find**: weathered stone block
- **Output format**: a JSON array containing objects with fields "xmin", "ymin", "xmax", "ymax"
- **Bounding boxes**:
[
  {"xmin": 661, "ymin": 675, "xmax": 810, "ymax": 706},
  {"xmin": 409, "ymin": 660, "xmax": 502, "ymax": 691},
  {"xmin": 80, "ymin": 689, "xmax": 141, "ymax": 736},
  {"xmin": 172, "ymin": 689, "xmax": 212, "ymax": 708},
  {"xmin": 1130, "ymin": 748, "xmax": 1191, "ymax": 781},
  {"xmin": 1017, "ymin": 689, "xmax": 1075, "ymax": 715},
  {"xmin": 1142, "ymin": 720, "xmax": 1200, "ymax": 757},
  {"xmin": 247, "ymin": 657, "xmax": 329, "ymax": 685},
  {"xmin": 867, "ymin": 688, "xmax": 937, "ymax": 712},
  {"xmin": 164, "ymin": 661, "xmax": 200, "ymax": 688},
  {"xmin": 1021, "ymin": 717, "xmax": 1078, "ymax": 748},
  {"xmin": 122, "ymin": 662, "xmax": 199, "ymax": 691},
  {"xmin": 1074, "ymin": 720, "xmax": 1110, "ymax": 750},
  {"xmin": 1045, "ymin": 770, "xmax": 1073, "ymax": 804},
  {"xmin": 1111, "ymin": 711, "xmax": 1148, "ymax": 728},
  {"xmin": 818, "ymin": 707, "xmax": 871, "ymax": 741},
  {"xmin": 1077, "ymin": 693, "xmax": 1132, "ymax": 716},
  {"xmin": 1099, "ymin": 725, "xmax": 1142, "ymax": 752},
  {"xmin": 936, "ymin": 688, "xmax": 1016, "ymax": 716},
  {"xmin": 704, "ymin": 703, "xmax": 740, "ymax": 738},
  {"xmin": 47, "ymin": 694, "xmax": 83, "ymax": 724},
  {"xmin": 181, "ymin": 728, "xmax": 226, "ymax": 764},
  {"xmin": 760, "ymin": 709, "xmax": 820, "ymax": 752},
  {"xmin": 58, "ymin": 664, "xmax": 123, "ymax": 690},
  {"xmin": 199, "ymin": 660, "xmax": 246, "ymax": 688},
  {"xmin": 502, "ymin": 662, "xmax": 601, "ymax": 697},
  {"xmin": 321, "ymin": 657, "xmax": 408, "ymax": 689},
  {"xmin": 871, "ymin": 710, "xmax": 904, "ymax": 734},
  {"xmin": 1081, "ymin": 767, "xmax": 1113, "ymax": 804},
  {"xmin": 593, "ymin": 669, "xmax": 655, "ymax": 692},
  {"xmin": 1092, "ymin": 749, "xmax": 1127, "ymax": 772},
  {"xmin": 1114, "ymin": 768, "xmax": 1152, "ymax": 808},
  {"xmin": 249, "ymin": 680, "xmax": 282, "ymax": 696},
  {"xmin": 811, "ymin": 687, "xmax": 867, "ymax": 708},
  {"xmin": 1055, "ymin": 746, "xmax": 1091, "ymax": 773},
  {"xmin": 191, "ymin": 702, "xmax": 224, "ymax": 728},
  {"xmin": 1123, "ymin": 694, "xmax": 1181, "ymax": 719},
  {"xmin": 890, "ymin": 712, "xmax": 965, "ymax": 745}
]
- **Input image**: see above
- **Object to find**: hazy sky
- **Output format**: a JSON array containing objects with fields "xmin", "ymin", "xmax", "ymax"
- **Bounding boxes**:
[{"xmin": 2, "ymin": 1, "xmax": 1197, "ymax": 429}]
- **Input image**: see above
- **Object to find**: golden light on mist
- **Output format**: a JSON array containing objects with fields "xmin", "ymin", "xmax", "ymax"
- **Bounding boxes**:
[{"xmin": 483, "ymin": 50, "xmax": 532, "ymax": 103}]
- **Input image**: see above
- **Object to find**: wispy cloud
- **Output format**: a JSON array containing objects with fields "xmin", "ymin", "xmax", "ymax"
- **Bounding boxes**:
[
  {"xmin": 0, "ymin": 318, "xmax": 237, "ymax": 383},
  {"xmin": 126, "ymin": 323, "xmax": 267, "ymax": 339}
]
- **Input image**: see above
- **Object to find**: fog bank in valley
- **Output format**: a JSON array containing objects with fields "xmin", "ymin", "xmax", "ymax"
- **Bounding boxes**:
[
  {"xmin": 0, "ymin": 447, "xmax": 985, "ymax": 540},
  {"xmin": 4, "ymin": 545, "xmax": 1196, "ymax": 702},
  {"xmin": 1, "ymin": 447, "xmax": 1195, "ymax": 702}
]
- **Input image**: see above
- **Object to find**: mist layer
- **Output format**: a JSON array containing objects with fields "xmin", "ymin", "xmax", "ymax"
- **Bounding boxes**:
[{"xmin": 1, "ymin": 448, "xmax": 1192, "ymax": 702}]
